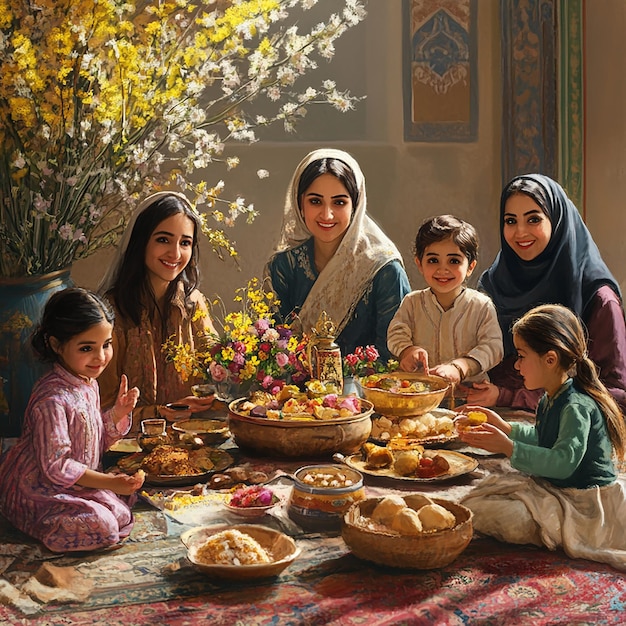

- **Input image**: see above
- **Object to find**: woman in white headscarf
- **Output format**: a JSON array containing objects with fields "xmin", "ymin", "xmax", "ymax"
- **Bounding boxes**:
[
  {"xmin": 98, "ymin": 192, "xmax": 216, "ymax": 430},
  {"xmin": 266, "ymin": 148, "xmax": 410, "ymax": 360}
]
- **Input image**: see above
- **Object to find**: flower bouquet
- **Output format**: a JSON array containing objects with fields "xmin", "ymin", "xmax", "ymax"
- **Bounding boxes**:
[
  {"xmin": 0, "ymin": 0, "xmax": 366, "ymax": 277},
  {"xmin": 163, "ymin": 278, "xmax": 309, "ymax": 401},
  {"xmin": 342, "ymin": 345, "xmax": 398, "ymax": 378}
]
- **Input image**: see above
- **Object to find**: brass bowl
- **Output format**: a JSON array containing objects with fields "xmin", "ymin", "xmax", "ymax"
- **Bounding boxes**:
[
  {"xmin": 171, "ymin": 418, "xmax": 230, "ymax": 445},
  {"xmin": 227, "ymin": 398, "xmax": 374, "ymax": 459},
  {"xmin": 359, "ymin": 372, "xmax": 449, "ymax": 417}
]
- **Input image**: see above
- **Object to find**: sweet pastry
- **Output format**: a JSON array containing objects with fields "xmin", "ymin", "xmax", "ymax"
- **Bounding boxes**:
[
  {"xmin": 417, "ymin": 503, "xmax": 456, "ymax": 531},
  {"xmin": 393, "ymin": 450, "xmax": 422, "ymax": 476},
  {"xmin": 390, "ymin": 507, "xmax": 423, "ymax": 535},
  {"xmin": 361, "ymin": 442, "xmax": 394, "ymax": 469},
  {"xmin": 371, "ymin": 495, "xmax": 407, "ymax": 525}
]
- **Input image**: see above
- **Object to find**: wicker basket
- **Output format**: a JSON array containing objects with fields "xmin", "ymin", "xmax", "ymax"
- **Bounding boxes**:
[
  {"xmin": 359, "ymin": 372, "xmax": 449, "ymax": 417},
  {"xmin": 341, "ymin": 496, "xmax": 473, "ymax": 569}
]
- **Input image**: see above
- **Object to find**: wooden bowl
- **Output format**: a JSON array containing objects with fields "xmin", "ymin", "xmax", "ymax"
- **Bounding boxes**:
[
  {"xmin": 227, "ymin": 398, "xmax": 374, "ymax": 459},
  {"xmin": 341, "ymin": 496, "xmax": 473, "ymax": 569},
  {"xmin": 181, "ymin": 524, "xmax": 300, "ymax": 580},
  {"xmin": 359, "ymin": 372, "xmax": 449, "ymax": 417}
]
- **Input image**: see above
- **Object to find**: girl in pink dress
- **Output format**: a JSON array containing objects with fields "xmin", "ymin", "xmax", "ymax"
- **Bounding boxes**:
[{"xmin": 0, "ymin": 288, "xmax": 144, "ymax": 552}]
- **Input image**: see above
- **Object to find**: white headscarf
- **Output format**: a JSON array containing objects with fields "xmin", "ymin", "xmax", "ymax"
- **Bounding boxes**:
[
  {"xmin": 269, "ymin": 148, "xmax": 405, "ymax": 335},
  {"xmin": 98, "ymin": 191, "xmax": 194, "ymax": 295}
]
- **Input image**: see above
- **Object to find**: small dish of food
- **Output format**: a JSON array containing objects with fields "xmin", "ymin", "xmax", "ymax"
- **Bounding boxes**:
[
  {"xmin": 172, "ymin": 418, "xmax": 230, "ymax": 445},
  {"xmin": 224, "ymin": 485, "xmax": 280, "ymax": 519}
]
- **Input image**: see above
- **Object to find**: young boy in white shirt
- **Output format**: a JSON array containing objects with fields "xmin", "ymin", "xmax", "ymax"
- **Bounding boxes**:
[{"xmin": 387, "ymin": 215, "xmax": 503, "ymax": 385}]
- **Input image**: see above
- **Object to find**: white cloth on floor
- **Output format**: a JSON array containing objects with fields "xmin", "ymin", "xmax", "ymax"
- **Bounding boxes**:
[{"xmin": 462, "ymin": 472, "xmax": 626, "ymax": 571}]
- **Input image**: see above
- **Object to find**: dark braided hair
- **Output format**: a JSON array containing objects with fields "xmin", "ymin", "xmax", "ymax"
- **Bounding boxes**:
[{"xmin": 513, "ymin": 304, "xmax": 626, "ymax": 460}]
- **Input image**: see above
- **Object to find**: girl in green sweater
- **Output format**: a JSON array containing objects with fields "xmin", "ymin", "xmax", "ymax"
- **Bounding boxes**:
[{"xmin": 459, "ymin": 304, "xmax": 626, "ymax": 570}]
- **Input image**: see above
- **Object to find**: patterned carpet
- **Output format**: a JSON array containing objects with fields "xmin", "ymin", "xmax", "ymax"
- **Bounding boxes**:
[
  {"xmin": 1, "ymin": 430, "xmax": 626, "ymax": 626},
  {"xmin": 1, "ymin": 504, "xmax": 625, "ymax": 626}
]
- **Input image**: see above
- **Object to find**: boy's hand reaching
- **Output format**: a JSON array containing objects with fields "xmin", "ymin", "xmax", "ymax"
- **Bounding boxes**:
[
  {"xmin": 113, "ymin": 374, "xmax": 140, "ymax": 422},
  {"xmin": 399, "ymin": 346, "xmax": 429, "ymax": 374}
]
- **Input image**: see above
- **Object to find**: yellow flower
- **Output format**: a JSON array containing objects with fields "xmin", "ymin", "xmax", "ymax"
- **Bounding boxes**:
[{"xmin": 0, "ymin": 0, "xmax": 366, "ymax": 279}]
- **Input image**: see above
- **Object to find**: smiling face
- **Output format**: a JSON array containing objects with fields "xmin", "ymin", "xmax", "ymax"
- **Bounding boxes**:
[
  {"xmin": 145, "ymin": 212, "xmax": 195, "ymax": 295},
  {"xmin": 415, "ymin": 237, "xmax": 476, "ymax": 309},
  {"xmin": 503, "ymin": 193, "xmax": 553, "ymax": 261},
  {"xmin": 51, "ymin": 320, "xmax": 114, "ymax": 380},
  {"xmin": 300, "ymin": 173, "xmax": 353, "ymax": 248}
]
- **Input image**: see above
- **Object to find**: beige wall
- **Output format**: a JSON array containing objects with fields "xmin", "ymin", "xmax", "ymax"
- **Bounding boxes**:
[
  {"xmin": 584, "ymin": 1, "xmax": 626, "ymax": 294},
  {"xmin": 73, "ymin": 0, "xmax": 503, "ymax": 302}
]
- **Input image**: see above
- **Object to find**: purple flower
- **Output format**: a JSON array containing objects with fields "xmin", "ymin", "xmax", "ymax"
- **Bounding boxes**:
[{"xmin": 339, "ymin": 396, "xmax": 361, "ymax": 413}]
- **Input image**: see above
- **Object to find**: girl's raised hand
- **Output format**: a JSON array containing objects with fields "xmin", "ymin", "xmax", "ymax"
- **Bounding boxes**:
[
  {"xmin": 114, "ymin": 374, "xmax": 140, "ymax": 421},
  {"xmin": 455, "ymin": 404, "xmax": 511, "ymax": 434},
  {"xmin": 457, "ymin": 422, "xmax": 514, "ymax": 457}
]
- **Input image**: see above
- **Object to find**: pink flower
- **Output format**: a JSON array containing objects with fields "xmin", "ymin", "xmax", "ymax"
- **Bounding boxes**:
[
  {"xmin": 364, "ymin": 345, "xmax": 379, "ymax": 362},
  {"xmin": 339, "ymin": 396, "xmax": 361, "ymax": 413},
  {"xmin": 254, "ymin": 319, "xmax": 270, "ymax": 333},
  {"xmin": 262, "ymin": 374, "xmax": 274, "ymax": 389},
  {"xmin": 209, "ymin": 361, "xmax": 229, "ymax": 382},
  {"xmin": 275, "ymin": 352, "xmax": 289, "ymax": 368},
  {"xmin": 322, "ymin": 394, "xmax": 338, "ymax": 408},
  {"xmin": 345, "ymin": 353, "xmax": 359, "ymax": 367}
]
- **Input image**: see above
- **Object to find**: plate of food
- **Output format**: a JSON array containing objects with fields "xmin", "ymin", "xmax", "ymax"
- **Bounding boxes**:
[
  {"xmin": 339, "ymin": 443, "xmax": 478, "ymax": 484},
  {"xmin": 223, "ymin": 485, "xmax": 281, "ymax": 519},
  {"xmin": 114, "ymin": 444, "xmax": 234, "ymax": 486},
  {"xmin": 369, "ymin": 408, "xmax": 458, "ymax": 446}
]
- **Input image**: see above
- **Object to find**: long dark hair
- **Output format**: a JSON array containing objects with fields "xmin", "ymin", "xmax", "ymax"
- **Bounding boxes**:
[
  {"xmin": 31, "ymin": 288, "xmax": 115, "ymax": 363},
  {"xmin": 296, "ymin": 158, "xmax": 359, "ymax": 210},
  {"xmin": 513, "ymin": 304, "xmax": 626, "ymax": 459},
  {"xmin": 108, "ymin": 195, "xmax": 201, "ymax": 330}
]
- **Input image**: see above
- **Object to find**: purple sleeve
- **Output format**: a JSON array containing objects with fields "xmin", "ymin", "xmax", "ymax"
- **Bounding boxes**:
[
  {"xmin": 32, "ymin": 402, "xmax": 87, "ymax": 488},
  {"xmin": 489, "ymin": 356, "xmax": 542, "ymax": 412},
  {"xmin": 585, "ymin": 286, "xmax": 626, "ymax": 413}
]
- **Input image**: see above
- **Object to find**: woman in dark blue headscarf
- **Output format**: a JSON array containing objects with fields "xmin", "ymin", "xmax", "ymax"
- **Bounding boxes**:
[{"xmin": 466, "ymin": 173, "xmax": 626, "ymax": 413}]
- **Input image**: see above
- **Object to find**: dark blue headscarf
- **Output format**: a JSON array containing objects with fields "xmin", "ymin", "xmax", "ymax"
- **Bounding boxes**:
[{"xmin": 479, "ymin": 174, "xmax": 621, "ymax": 356}]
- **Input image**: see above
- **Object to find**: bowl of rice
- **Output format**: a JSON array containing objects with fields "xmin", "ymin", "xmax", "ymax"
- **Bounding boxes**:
[{"xmin": 180, "ymin": 524, "xmax": 301, "ymax": 580}]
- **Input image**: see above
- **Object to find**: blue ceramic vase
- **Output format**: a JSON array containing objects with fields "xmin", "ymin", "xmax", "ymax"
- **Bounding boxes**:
[{"xmin": 0, "ymin": 268, "xmax": 73, "ymax": 437}]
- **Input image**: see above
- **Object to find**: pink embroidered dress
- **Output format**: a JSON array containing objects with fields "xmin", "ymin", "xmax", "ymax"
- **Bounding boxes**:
[{"xmin": 0, "ymin": 364, "xmax": 132, "ymax": 552}]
